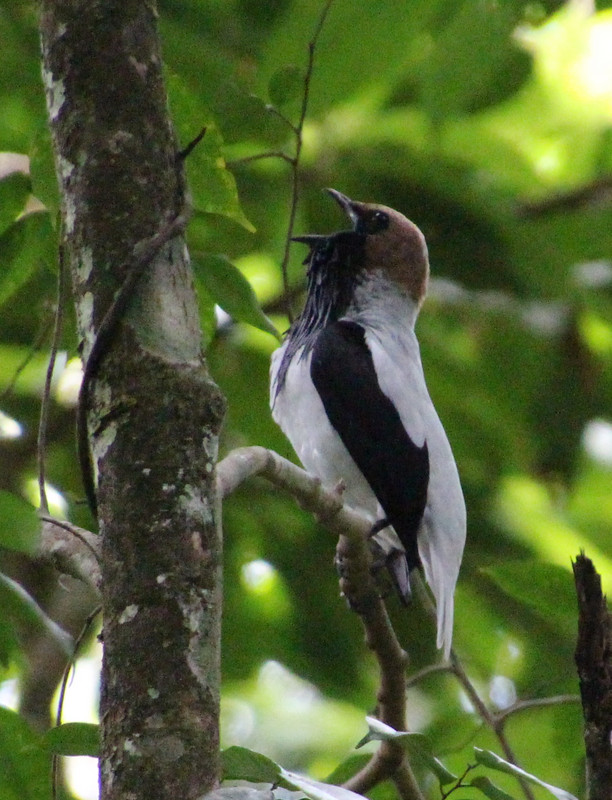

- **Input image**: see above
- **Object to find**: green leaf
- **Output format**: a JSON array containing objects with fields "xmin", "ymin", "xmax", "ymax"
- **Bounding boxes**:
[
  {"xmin": 481, "ymin": 561, "xmax": 577, "ymax": 637},
  {"xmin": 259, "ymin": 0, "xmax": 440, "ymax": 117},
  {"xmin": 194, "ymin": 279, "xmax": 218, "ymax": 350},
  {"xmin": 0, "ymin": 345, "xmax": 60, "ymax": 397},
  {"xmin": 193, "ymin": 252, "xmax": 280, "ymax": 339},
  {"xmin": 324, "ymin": 754, "xmax": 372, "ymax": 786},
  {"xmin": 471, "ymin": 775, "xmax": 518, "ymax": 800},
  {"xmin": 221, "ymin": 745, "xmax": 281, "ymax": 784},
  {"xmin": 474, "ymin": 748, "xmax": 579, "ymax": 800},
  {"xmin": 212, "ymin": 82, "xmax": 290, "ymax": 147},
  {"xmin": 280, "ymin": 769, "xmax": 368, "ymax": 800},
  {"xmin": 269, "ymin": 66, "xmax": 304, "ymax": 108},
  {"xmin": 0, "ymin": 616, "xmax": 19, "ymax": 668},
  {"xmin": 0, "ymin": 706, "xmax": 49, "ymax": 800},
  {"xmin": 44, "ymin": 723, "xmax": 100, "ymax": 757},
  {"xmin": 29, "ymin": 124, "xmax": 60, "ymax": 217},
  {"xmin": 358, "ymin": 717, "xmax": 456, "ymax": 785},
  {"xmin": 417, "ymin": 1, "xmax": 528, "ymax": 120},
  {"xmin": 0, "ymin": 211, "xmax": 55, "ymax": 306},
  {"xmin": 167, "ymin": 74, "xmax": 254, "ymax": 231},
  {"xmin": 0, "ymin": 490, "xmax": 40, "ymax": 554},
  {"xmin": 0, "ymin": 573, "xmax": 72, "ymax": 656},
  {"xmin": 0, "ymin": 172, "xmax": 31, "ymax": 237}
]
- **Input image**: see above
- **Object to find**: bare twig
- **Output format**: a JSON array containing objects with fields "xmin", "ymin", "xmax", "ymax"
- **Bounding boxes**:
[
  {"xmin": 278, "ymin": 0, "xmax": 336, "ymax": 324},
  {"xmin": 218, "ymin": 446, "xmax": 369, "ymax": 540},
  {"xmin": 38, "ymin": 234, "xmax": 66, "ymax": 514},
  {"xmin": 335, "ymin": 532, "xmax": 421, "ymax": 799},
  {"xmin": 411, "ymin": 572, "xmax": 536, "ymax": 800},
  {"xmin": 218, "ymin": 445, "xmax": 422, "ymax": 800},
  {"xmin": 177, "ymin": 126, "xmax": 207, "ymax": 162},
  {"xmin": 223, "ymin": 0, "xmax": 336, "ymax": 323},
  {"xmin": 52, "ymin": 603, "xmax": 102, "ymax": 800},
  {"xmin": 266, "ymin": 104, "xmax": 299, "ymax": 135},
  {"xmin": 0, "ymin": 318, "xmax": 53, "ymax": 403},
  {"xmin": 495, "ymin": 694, "xmax": 581, "ymax": 727},
  {"xmin": 440, "ymin": 763, "xmax": 475, "ymax": 800},
  {"xmin": 225, "ymin": 151, "xmax": 295, "ymax": 169},
  {"xmin": 405, "ymin": 662, "xmax": 453, "ymax": 689}
]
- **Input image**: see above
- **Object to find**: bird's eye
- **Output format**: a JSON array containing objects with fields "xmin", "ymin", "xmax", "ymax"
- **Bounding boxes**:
[{"xmin": 362, "ymin": 210, "xmax": 389, "ymax": 235}]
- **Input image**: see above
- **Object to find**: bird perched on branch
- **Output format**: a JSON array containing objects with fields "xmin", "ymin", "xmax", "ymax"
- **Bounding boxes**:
[{"xmin": 270, "ymin": 189, "xmax": 466, "ymax": 658}]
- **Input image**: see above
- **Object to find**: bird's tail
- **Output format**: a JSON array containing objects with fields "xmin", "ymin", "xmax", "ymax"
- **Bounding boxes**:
[{"xmin": 418, "ymin": 535, "xmax": 456, "ymax": 660}]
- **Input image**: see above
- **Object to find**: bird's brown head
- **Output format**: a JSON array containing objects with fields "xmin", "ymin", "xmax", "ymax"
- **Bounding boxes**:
[{"xmin": 326, "ymin": 188, "xmax": 430, "ymax": 307}]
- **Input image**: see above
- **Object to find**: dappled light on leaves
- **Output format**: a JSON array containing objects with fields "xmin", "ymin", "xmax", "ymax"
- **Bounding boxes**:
[
  {"xmin": 221, "ymin": 660, "xmax": 367, "ymax": 778},
  {"xmin": 495, "ymin": 474, "xmax": 612, "ymax": 594}
]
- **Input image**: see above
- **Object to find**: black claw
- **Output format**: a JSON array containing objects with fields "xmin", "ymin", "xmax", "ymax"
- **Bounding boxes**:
[{"xmin": 370, "ymin": 517, "xmax": 391, "ymax": 537}]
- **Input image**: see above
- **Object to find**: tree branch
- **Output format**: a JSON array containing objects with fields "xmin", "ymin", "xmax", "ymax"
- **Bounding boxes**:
[
  {"xmin": 218, "ymin": 446, "xmax": 422, "ymax": 800},
  {"xmin": 218, "ymin": 446, "xmax": 369, "ymax": 539},
  {"xmin": 411, "ymin": 572, "xmax": 536, "ymax": 800},
  {"xmin": 495, "ymin": 694, "xmax": 581, "ymax": 727},
  {"xmin": 39, "ymin": 514, "xmax": 101, "ymax": 592}
]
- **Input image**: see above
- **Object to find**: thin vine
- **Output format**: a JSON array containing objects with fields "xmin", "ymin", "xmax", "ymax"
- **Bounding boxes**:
[
  {"xmin": 37, "ymin": 227, "xmax": 66, "ymax": 514},
  {"xmin": 51, "ymin": 605, "xmax": 102, "ymax": 800},
  {"xmin": 228, "ymin": 0, "xmax": 336, "ymax": 325}
]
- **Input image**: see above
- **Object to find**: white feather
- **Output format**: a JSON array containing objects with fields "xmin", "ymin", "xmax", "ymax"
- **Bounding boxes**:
[
  {"xmin": 351, "ymin": 279, "xmax": 466, "ymax": 658},
  {"xmin": 271, "ymin": 345, "xmax": 378, "ymax": 518},
  {"xmin": 271, "ymin": 275, "xmax": 466, "ymax": 659}
]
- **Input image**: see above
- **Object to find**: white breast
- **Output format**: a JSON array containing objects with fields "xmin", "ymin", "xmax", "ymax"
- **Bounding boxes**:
[
  {"xmin": 270, "ymin": 345, "xmax": 379, "ymax": 518},
  {"xmin": 270, "ymin": 281, "xmax": 466, "ymax": 658}
]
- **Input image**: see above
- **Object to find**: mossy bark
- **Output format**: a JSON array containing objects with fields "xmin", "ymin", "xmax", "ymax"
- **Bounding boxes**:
[{"xmin": 40, "ymin": 2, "xmax": 225, "ymax": 798}]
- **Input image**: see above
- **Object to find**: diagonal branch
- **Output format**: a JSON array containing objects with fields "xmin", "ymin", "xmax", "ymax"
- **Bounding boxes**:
[
  {"xmin": 218, "ymin": 446, "xmax": 423, "ymax": 800},
  {"xmin": 411, "ymin": 573, "xmax": 536, "ymax": 800}
]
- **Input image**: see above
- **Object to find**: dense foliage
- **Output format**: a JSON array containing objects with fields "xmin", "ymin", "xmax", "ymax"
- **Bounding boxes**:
[{"xmin": 1, "ymin": 0, "xmax": 611, "ymax": 797}]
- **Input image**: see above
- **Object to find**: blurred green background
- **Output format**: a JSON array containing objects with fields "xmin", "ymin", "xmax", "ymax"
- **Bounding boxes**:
[{"xmin": 1, "ymin": 0, "xmax": 612, "ymax": 797}]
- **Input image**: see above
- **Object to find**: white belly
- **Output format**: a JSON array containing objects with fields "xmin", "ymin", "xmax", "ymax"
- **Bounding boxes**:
[
  {"xmin": 271, "ymin": 345, "xmax": 379, "ymax": 519},
  {"xmin": 270, "ymin": 314, "xmax": 466, "ymax": 658}
]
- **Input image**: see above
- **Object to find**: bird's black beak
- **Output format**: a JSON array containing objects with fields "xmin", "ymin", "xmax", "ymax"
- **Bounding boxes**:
[
  {"xmin": 325, "ymin": 188, "xmax": 360, "ymax": 229},
  {"xmin": 291, "ymin": 234, "xmax": 328, "ymax": 247}
]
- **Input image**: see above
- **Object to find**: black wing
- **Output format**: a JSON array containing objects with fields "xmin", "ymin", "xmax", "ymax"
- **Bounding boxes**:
[{"xmin": 310, "ymin": 320, "xmax": 429, "ymax": 570}]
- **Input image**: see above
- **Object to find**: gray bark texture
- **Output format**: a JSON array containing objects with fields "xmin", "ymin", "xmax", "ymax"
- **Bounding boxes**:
[
  {"xmin": 573, "ymin": 554, "xmax": 612, "ymax": 800},
  {"xmin": 39, "ymin": 2, "xmax": 226, "ymax": 798}
]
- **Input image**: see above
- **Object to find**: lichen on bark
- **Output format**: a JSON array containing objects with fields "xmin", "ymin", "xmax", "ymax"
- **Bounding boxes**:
[{"xmin": 39, "ymin": 2, "xmax": 225, "ymax": 798}]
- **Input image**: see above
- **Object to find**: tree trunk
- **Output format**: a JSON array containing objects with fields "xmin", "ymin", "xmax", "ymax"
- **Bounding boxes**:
[{"xmin": 39, "ymin": 3, "xmax": 225, "ymax": 799}]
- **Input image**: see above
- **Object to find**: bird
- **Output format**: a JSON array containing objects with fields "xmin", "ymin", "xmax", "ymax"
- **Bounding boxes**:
[{"xmin": 270, "ymin": 188, "xmax": 466, "ymax": 658}]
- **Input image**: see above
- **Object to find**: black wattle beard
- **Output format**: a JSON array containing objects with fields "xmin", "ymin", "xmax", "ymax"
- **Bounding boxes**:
[{"xmin": 274, "ymin": 229, "xmax": 366, "ymax": 397}]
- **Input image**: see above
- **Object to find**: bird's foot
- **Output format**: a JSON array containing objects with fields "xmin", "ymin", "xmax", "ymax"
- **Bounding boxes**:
[
  {"xmin": 369, "ymin": 523, "xmax": 412, "ymax": 605},
  {"xmin": 369, "ymin": 516, "xmax": 391, "ymax": 537}
]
